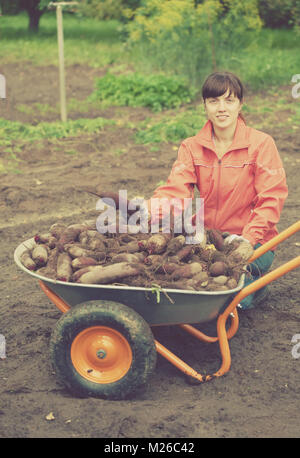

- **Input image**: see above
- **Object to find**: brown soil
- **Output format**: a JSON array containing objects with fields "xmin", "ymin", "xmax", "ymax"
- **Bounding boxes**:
[{"xmin": 0, "ymin": 62, "xmax": 300, "ymax": 438}]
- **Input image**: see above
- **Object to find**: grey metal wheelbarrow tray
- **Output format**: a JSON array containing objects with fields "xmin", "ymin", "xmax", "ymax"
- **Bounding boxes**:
[{"xmin": 14, "ymin": 237, "xmax": 245, "ymax": 326}]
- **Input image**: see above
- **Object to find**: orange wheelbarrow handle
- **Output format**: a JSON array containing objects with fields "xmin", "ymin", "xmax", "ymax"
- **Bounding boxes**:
[
  {"xmin": 249, "ymin": 220, "xmax": 300, "ymax": 262},
  {"xmin": 211, "ymin": 220, "xmax": 300, "ymax": 381},
  {"xmin": 173, "ymin": 220, "xmax": 300, "ymax": 383}
]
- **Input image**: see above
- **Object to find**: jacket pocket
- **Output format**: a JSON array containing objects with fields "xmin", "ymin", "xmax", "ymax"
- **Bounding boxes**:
[
  {"xmin": 194, "ymin": 162, "xmax": 215, "ymax": 200},
  {"xmin": 220, "ymin": 161, "xmax": 256, "ymax": 206}
]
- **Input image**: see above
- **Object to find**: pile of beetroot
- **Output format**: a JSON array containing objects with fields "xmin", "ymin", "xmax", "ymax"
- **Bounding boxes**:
[{"xmin": 19, "ymin": 220, "xmax": 254, "ymax": 291}]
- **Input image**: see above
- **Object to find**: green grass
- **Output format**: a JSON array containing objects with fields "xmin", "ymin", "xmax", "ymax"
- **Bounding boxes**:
[
  {"xmin": 0, "ymin": 12, "xmax": 125, "ymax": 66},
  {"xmin": 16, "ymin": 98, "xmax": 100, "ymax": 118},
  {"xmin": 16, "ymin": 103, "xmax": 57, "ymax": 116},
  {"xmin": 291, "ymin": 104, "xmax": 300, "ymax": 123},
  {"xmin": 221, "ymin": 48, "xmax": 300, "ymax": 91},
  {"xmin": 220, "ymin": 29, "xmax": 300, "ymax": 90}
]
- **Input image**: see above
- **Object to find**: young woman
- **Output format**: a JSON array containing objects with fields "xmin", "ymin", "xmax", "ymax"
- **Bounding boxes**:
[{"xmin": 148, "ymin": 71, "xmax": 288, "ymax": 309}]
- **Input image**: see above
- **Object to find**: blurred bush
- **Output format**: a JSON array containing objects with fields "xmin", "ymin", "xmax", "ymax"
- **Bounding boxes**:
[
  {"xmin": 0, "ymin": 0, "xmax": 20, "ymax": 14},
  {"xmin": 77, "ymin": 0, "xmax": 141, "ymax": 20},
  {"xmin": 258, "ymin": 0, "xmax": 300, "ymax": 28},
  {"xmin": 125, "ymin": 0, "xmax": 262, "ymax": 86}
]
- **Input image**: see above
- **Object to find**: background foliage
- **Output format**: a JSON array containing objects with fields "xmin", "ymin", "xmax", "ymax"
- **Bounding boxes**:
[
  {"xmin": 0, "ymin": 0, "xmax": 299, "ymax": 91},
  {"xmin": 258, "ymin": 0, "xmax": 300, "ymax": 28},
  {"xmin": 125, "ymin": 0, "xmax": 263, "ymax": 85}
]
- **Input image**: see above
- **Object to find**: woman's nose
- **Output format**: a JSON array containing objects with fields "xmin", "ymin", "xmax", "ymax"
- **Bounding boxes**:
[{"xmin": 218, "ymin": 100, "xmax": 226, "ymax": 110}]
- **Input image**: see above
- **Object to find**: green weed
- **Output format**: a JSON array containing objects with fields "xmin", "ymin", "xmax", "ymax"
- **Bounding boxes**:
[
  {"xmin": 135, "ymin": 107, "xmax": 206, "ymax": 144},
  {"xmin": 16, "ymin": 103, "xmax": 58, "ymax": 116},
  {"xmin": 67, "ymin": 98, "xmax": 99, "ymax": 114},
  {"xmin": 0, "ymin": 144, "xmax": 23, "ymax": 175},
  {"xmin": 0, "ymin": 117, "xmax": 115, "ymax": 142},
  {"xmin": 64, "ymin": 149, "xmax": 78, "ymax": 155}
]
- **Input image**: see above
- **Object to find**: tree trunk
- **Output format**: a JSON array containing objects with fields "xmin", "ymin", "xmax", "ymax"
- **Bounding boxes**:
[
  {"xmin": 26, "ymin": 4, "xmax": 45, "ymax": 32},
  {"xmin": 28, "ymin": 9, "xmax": 43, "ymax": 32}
]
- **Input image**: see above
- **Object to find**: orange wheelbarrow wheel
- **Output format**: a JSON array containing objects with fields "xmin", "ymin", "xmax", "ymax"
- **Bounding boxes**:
[{"xmin": 50, "ymin": 301, "xmax": 157, "ymax": 399}]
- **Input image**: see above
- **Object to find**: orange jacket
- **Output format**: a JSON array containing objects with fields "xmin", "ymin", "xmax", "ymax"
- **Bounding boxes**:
[{"xmin": 149, "ymin": 118, "xmax": 288, "ymax": 247}]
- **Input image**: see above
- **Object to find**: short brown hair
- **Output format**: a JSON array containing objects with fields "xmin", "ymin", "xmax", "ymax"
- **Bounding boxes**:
[{"xmin": 202, "ymin": 71, "xmax": 244, "ymax": 103}]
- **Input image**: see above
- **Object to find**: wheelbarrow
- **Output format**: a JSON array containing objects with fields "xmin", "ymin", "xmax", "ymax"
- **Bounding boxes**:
[{"xmin": 14, "ymin": 221, "xmax": 300, "ymax": 400}]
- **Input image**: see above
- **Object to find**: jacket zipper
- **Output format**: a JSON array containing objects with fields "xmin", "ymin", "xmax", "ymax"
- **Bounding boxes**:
[{"xmin": 214, "ymin": 159, "xmax": 222, "ymax": 228}]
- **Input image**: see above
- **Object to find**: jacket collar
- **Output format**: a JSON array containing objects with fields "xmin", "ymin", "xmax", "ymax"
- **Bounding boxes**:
[{"xmin": 195, "ymin": 117, "xmax": 250, "ymax": 152}]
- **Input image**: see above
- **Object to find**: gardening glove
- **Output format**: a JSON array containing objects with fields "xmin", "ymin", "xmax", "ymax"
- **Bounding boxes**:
[
  {"xmin": 185, "ymin": 231, "xmax": 206, "ymax": 246},
  {"xmin": 223, "ymin": 234, "xmax": 251, "ymax": 245}
]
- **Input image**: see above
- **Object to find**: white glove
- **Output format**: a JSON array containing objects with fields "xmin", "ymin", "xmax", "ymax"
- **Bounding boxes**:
[
  {"xmin": 185, "ymin": 232, "xmax": 206, "ymax": 245},
  {"xmin": 224, "ymin": 234, "xmax": 250, "ymax": 245}
]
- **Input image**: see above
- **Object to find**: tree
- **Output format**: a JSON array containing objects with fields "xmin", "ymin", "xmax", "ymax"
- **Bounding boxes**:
[
  {"xmin": 20, "ymin": 0, "xmax": 48, "ymax": 32},
  {"xmin": 0, "ymin": 0, "xmax": 53, "ymax": 31}
]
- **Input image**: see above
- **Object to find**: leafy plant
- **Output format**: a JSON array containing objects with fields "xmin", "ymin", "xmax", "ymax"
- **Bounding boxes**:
[
  {"xmin": 134, "ymin": 107, "xmax": 207, "ymax": 144},
  {"xmin": 90, "ymin": 72, "xmax": 196, "ymax": 111}
]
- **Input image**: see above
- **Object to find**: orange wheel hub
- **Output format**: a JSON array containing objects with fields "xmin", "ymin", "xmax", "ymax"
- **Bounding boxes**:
[{"xmin": 71, "ymin": 326, "xmax": 132, "ymax": 384}]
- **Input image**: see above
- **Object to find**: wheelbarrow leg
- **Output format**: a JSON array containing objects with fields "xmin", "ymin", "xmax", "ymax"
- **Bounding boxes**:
[
  {"xmin": 39, "ymin": 280, "xmax": 71, "ymax": 313},
  {"xmin": 179, "ymin": 308, "xmax": 239, "ymax": 343},
  {"xmin": 154, "ymin": 309, "xmax": 239, "ymax": 384},
  {"xmin": 155, "ymin": 340, "xmax": 205, "ymax": 383}
]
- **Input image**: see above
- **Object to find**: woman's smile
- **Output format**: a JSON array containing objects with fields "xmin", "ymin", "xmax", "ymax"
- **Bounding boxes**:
[{"xmin": 216, "ymin": 114, "xmax": 229, "ymax": 121}]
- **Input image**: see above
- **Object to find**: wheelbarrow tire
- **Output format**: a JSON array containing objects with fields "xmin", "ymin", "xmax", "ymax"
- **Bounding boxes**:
[{"xmin": 49, "ymin": 300, "xmax": 157, "ymax": 400}]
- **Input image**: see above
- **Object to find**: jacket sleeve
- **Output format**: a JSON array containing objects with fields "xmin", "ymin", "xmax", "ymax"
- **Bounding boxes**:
[
  {"xmin": 146, "ymin": 142, "xmax": 198, "ymax": 219},
  {"xmin": 242, "ymin": 135, "xmax": 288, "ymax": 246}
]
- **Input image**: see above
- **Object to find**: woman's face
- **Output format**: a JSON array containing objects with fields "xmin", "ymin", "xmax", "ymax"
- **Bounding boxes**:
[{"xmin": 204, "ymin": 89, "xmax": 242, "ymax": 131}]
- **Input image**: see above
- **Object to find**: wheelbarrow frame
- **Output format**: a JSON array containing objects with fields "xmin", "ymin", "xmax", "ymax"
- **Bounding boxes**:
[{"xmin": 14, "ymin": 220, "xmax": 300, "ymax": 386}]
